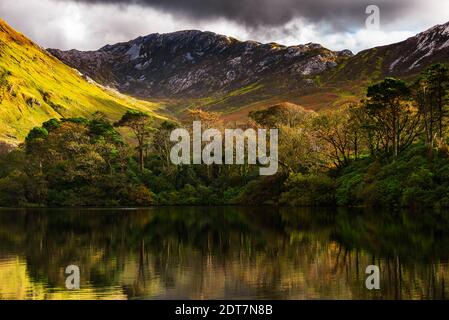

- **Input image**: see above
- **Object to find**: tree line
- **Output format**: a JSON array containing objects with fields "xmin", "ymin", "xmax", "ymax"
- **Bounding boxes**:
[{"xmin": 0, "ymin": 63, "xmax": 448, "ymax": 208}]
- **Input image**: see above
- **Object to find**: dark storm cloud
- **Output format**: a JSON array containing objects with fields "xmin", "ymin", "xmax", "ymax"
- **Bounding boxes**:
[
  {"xmin": 66, "ymin": 0, "xmax": 415, "ymax": 31},
  {"xmin": 4, "ymin": 0, "xmax": 441, "ymax": 52}
]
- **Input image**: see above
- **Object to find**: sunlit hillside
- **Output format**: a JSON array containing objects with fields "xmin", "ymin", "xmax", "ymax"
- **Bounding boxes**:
[{"xmin": 0, "ymin": 19, "xmax": 166, "ymax": 145}]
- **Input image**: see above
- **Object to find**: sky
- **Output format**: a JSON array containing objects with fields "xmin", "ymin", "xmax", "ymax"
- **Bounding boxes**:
[{"xmin": 1, "ymin": 0, "xmax": 449, "ymax": 53}]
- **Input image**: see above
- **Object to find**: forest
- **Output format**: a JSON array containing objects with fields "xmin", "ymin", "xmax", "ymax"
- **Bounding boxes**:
[{"xmin": 0, "ymin": 63, "xmax": 448, "ymax": 208}]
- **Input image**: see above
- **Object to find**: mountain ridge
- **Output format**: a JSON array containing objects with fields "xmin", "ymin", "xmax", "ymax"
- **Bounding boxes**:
[
  {"xmin": 48, "ymin": 29, "xmax": 353, "ymax": 101},
  {"xmin": 47, "ymin": 22, "xmax": 449, "ymax": 117}
]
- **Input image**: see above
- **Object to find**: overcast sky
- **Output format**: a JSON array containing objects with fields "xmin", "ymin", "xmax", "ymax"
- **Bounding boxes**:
[{"xmin": 1, "ymin": 0, "xmax": 449, "ymax": 53}]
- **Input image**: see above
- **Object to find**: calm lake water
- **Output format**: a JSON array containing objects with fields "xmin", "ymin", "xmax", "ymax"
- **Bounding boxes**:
[{"xmin": 0, "ymin": 207, "xmax": 449, "ymax": 300}]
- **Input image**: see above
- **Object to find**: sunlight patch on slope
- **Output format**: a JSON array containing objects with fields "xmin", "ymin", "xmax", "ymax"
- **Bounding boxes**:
[{"xmin": 0, "ymin": 19, "xmax": 166, "ymax": 144}]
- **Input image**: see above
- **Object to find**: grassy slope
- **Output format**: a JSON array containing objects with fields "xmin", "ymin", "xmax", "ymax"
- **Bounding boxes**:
[
  {"xmin": 170, "ymin": 74, "xmax": 362, "ymax": 123},
  {"xmin": 220, "ymin": 50, "xmax": 385, "ymax": 117},
  {"xmin": 204, "ymin": 42, "xmax": 442, "ymax": 120},
  {"xmin": 158, "ymin": 47, "xmax": 354, "ymax": 121},
  {"xmin": 0, "ymin": 20, "xmax": 166, "ymax": 144}
]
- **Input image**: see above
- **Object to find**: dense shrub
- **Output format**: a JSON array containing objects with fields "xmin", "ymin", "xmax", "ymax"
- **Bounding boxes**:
[
  {"xmin": 280, "ymin": 173, "xmax": 335, "ymax": 206},
  {"xmin": 332, "ymin": 144, "xmax": 449, "ymax": 208}
]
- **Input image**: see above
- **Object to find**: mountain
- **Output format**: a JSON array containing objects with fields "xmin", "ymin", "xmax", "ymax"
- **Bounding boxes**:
[
  {"xmin": 49, "ymin": 22, "xmax": 449, "ymax": 118},
  {"xmin": 48, "ymin": 30, "xmax": 353, "ymax": 114},
  {"xmin": 294, "ymin": 21, "xmax": 449, "ymax": 113},
  {"xmin": 0, "ymin": 20, "xmax": 166, "ymax": 145},
  {"xmin": 326, "ymin": 22, "xmax": 449, "ymax": 84}
]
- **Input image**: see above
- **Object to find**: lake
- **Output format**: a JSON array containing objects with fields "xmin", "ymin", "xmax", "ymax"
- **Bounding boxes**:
[{"xmin": 0, "ymin": 207, "xmax": 448, "ymax": 300}]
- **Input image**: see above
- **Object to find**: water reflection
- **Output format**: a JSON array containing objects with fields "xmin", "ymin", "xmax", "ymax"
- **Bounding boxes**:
[{"xmin": 0, "ymin": 207, "xmax": 448, "ymax": 300}]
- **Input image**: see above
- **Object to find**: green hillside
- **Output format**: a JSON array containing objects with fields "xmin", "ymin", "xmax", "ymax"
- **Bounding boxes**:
[{"xmin": 0, "ymin": 19, "xmax": 166, "ymax": 145}]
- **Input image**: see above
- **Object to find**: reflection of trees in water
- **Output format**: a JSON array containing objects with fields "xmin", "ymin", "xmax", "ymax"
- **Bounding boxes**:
[
  {"xmin": 279, "ymin": 207, "xmax": 449, "ymax": 299},
  {"xmin": 0, "ymin": 207, "xmax": 449, "ymax": 299}
]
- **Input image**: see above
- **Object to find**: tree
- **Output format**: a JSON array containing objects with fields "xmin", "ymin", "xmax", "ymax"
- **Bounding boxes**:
[
  {"xmin": 25, "ymin": 127, "xmax": 48, "ymax": 145},
  {"xmin": 365, "ymin": 78, "xmax": 421, "ymax": 158},
  {"xmin": 44, "ymin": 122, "xmax": 107, "ymax": 183},
  {"xmin": 412, "ymin": 76, "xmax": 436, "ymax": 149},
  {"xmin": 250, "ymin": 104, "xmax": 318, "ymax": 173},
  {"xmin": 115, "ymin": 111, "xmax": 154, "ymax": 171},
  {"xmin": 42, "ymin": 118, "xmax": 61, "ymax": 132},
  {"xmin": 153, "ymin": 121, "xmax": 178, "ymax": 169},
  {"xmin": 25, "ymin": 127, "xmax": 49, "ymax": 171},
  {"xmin": 423, "ymin": 64, "xmax": 449, "ymax": 143},
  {"xmin": 184, "ymin": 109, "xmax": 223, "ymax": 180},
  {"xmin": 277, "ymin": 123, "xmax": 324, "ymax": 174},
  {"xmin": 249, "ymin": 103, "xmax": 310, "ymax": 128},
  {"xmin": 185, "ymin": 109, "xmax": 222, "ymax": 129},
  {"xmin": 313, "ymin": 105, "xmax": 361, "ymax": 169},
  {"xmin": 89, "ymin": 111, "xmax": 122, "ymax": 143}
]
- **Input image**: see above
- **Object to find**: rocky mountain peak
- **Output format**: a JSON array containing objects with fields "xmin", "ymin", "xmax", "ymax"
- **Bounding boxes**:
[
  {"xmin": 48, "ymin": 30, "xmax": 350, "ymax": 99},
  {"xmin": 387, "ymin": 21, "xmax": 449, "ymax": 73},
  {"xmin": 46, "ymin": 22, "xmax": 449, "ymax": 115}
]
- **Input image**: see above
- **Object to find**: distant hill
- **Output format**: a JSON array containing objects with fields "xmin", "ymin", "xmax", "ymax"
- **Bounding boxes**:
[
  {"xmin": 296, "ymin": 21, "xmax": 449, "ymax": 113},
  {"xmin": 0, "ymin": 20, "xmax": 166, "ymax": 145},
  {"xmin": 327, "ymin": 22, "xmax": 449, "ymax": 84}
]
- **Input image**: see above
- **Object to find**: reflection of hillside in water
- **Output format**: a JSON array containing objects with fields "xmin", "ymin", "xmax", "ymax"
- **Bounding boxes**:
[{"xmin": 0, "ymin": 207, "xmax": 449, "ymax": 300}]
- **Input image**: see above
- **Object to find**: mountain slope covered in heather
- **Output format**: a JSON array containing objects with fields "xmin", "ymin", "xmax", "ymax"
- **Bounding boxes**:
[{"xmin": 0, "ymin": 19, "xmax": 166, "ymax": 144}]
